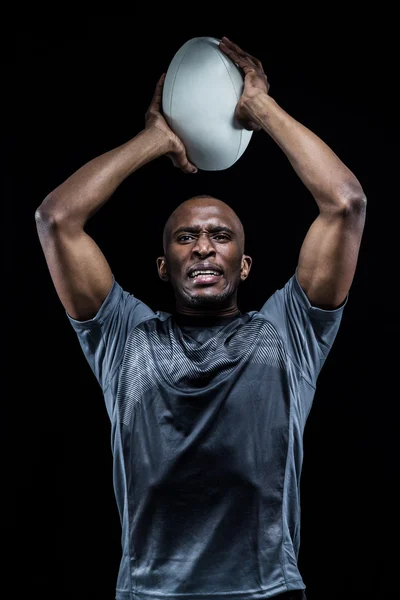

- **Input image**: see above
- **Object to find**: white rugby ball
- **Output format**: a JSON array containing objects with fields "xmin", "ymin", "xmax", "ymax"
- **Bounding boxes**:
[{"xmin": 162, "ymin": 36, "xmax": 253, "ymax": 171}]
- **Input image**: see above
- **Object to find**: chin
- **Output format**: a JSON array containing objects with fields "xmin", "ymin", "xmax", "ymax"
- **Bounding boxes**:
[
  {"xmin": 171, "ymin": 275, "xmax": 242, "ymax": 308},
  {"xmin": 184, "ymin": 287, "xmax": 236, "ymax": 307}
]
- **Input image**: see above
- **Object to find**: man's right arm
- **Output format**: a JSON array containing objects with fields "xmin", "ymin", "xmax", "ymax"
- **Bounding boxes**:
[
  {"xmin": 35, "ymin": 128, "xmax": 171, "ymax": 321},
  {"xmin": 35, "ymin": 74, "xmax": 197, "ymax": 322}
]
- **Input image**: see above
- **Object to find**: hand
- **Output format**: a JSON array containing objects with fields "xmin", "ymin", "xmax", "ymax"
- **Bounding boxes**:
[
  {"xmin": 219, "ymin": 37, "xmax": 270, "ymax": 132},
  {"xmin": 145, "ymin": 73, "xmax": 198, "ymax": 173}
]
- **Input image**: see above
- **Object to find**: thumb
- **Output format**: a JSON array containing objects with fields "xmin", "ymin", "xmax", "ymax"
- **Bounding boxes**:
[
  {"xmin": 181, "ymin": 157, "xmax": 198, "ymax": 173},
  {"xmin": 168, "ymin": 148, "xmax": 198, "ymax": 173},
  {"xmin": 183, "ymin": 155, "xmax": 198, "ymax": 173}
]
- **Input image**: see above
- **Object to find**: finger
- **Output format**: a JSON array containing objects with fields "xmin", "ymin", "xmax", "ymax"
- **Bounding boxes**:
[
  {"xmin": 167, "ymin": 152, "xmax": 198, "ymax": 173},
  {"xmin": 221, "ymin": 37, "xmax": 247, "ymax": 57},
  {"xmin": 149, "ymin": 73, "xmax": 166, "ymax": 109},
  {"xmin": 248, "ymin": 55, "xmax": 264, "ymax": 70},
  {"xmin": 219, "ymin": 41, "xmax": 255, "ymax": 70},
  {"xmin": 220, "ymin": 38, "xmax": 264, "ymax": 71},
  {"xmin": 184, "ymin": 165, "xmax": 198, "ymax": 174},
  {"xmin": 219, "ymin": 44, "xmax": 255, "ymax": 73},
  {"xmin": 180, "ymin": 155, "xmax": 198, "ymax": 173},
  {"xmin": 243, "ymin": 53, "xmax": 263, "ymax": 69},
  {"xmin": 168, "ymin": 149, "xmax": 198, "ymax": 173}
]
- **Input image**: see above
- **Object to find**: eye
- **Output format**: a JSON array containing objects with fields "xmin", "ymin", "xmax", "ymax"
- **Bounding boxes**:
[{"xmin": 177, "ymin": 234, "xmax": 230, "ymax": 242}]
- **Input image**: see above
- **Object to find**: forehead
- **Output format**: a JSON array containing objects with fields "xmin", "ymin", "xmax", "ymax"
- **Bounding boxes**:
[{"xmin": 171, "ymin": 202, "xmax": 236, "ymax": 227}]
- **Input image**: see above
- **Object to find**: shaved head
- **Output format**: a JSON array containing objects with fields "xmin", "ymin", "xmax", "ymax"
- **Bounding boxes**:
[
  {"xmin": 157, "ymin": 194, "xmax": 252, "ymax": 316},
  {"xmin": 163, "ymin": 195, "xmax": 245, "ymax": 255}
]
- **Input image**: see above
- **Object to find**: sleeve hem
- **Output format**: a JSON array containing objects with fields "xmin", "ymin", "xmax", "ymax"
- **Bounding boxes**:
[
  {"xmin": 294, "ymin": 267, "xmax": 348, "ymax": 320},
  {"xmin": 66, "ymin": 275, "xmax": 119, "ymax": 329}
]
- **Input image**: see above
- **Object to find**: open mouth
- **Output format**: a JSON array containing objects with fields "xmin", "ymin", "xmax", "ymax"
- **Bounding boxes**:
[{"xmin": 188, "ymin": 272, "xmax": 223, "ymax": 285}]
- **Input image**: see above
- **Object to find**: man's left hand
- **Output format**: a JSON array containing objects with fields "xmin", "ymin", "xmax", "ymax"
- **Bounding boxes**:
[{"xmin": 219, "ymin": 36, "xmax": 270, "ymax": 131}]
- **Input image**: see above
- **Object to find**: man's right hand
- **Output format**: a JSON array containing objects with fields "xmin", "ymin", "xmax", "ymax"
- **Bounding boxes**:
[{"xmin": 145, "ymin": 73, "xmax": 198, "ymax": 174}]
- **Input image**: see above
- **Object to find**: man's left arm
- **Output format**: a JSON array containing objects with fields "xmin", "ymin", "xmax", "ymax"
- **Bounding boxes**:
[
  {"xmin": 246, "ymin": 93, "xmax": 367, "ymax": 309},
  {"xmin": 219, "ymin": 37, "xmax": 367, "ymax": 310}
]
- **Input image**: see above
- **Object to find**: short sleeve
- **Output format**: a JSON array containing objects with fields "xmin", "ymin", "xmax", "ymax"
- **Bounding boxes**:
[
  {"xmin": 259, "ymin": 268, "xmax": 348, "ymax": 386},
  {"xmin": 66, "ymin": 275, "xmax": 156, "ymax": 391}
]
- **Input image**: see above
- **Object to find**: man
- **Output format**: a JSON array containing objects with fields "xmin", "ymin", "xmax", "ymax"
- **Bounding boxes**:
[{"xmin": 35, "ymin": 37, "xmax": 366, "ymax": 600}]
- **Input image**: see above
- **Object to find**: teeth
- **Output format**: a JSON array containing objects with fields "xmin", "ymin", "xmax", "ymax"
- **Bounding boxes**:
[{"xmin": 190, "ymin": 270, "xmax": 220, "ymax": 278}]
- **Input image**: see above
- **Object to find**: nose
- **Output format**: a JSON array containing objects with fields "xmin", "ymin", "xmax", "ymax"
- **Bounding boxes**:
[{"xmin": 192, "ymin": 233, "xmax": 216, "ymax": 256}]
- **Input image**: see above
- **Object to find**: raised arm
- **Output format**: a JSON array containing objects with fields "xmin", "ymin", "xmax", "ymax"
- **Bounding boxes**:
[
  {"xmin": 35, "ymin": 74, "xmax": 197, "ymax": 321},
  {"xmin": 219, "ymin": 37, "xmax": 366, "ymax": 309}
]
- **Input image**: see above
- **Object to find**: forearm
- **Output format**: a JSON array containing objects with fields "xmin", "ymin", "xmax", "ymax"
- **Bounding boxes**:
[
  {"xmin": 36, "ymin": 127, "xmax": 170, "ymax": 227},
  {"xmin": 246, "ymin": 93, "xmax": 365, "ymax": 210}
]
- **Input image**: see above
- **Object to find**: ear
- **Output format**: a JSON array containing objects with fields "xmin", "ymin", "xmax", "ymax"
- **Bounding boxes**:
[
  {"xmin": 156, "ymin": 256, "xmax": 169, "ymax": 281},
  {"xmin": 241, "ymin": 255, "xmax": 252, "ymax": 281}
]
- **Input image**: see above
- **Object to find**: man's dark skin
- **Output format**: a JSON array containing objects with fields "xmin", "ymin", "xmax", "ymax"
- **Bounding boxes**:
[
  {"xmin": 35, "ymin": 37, "xmax": 366, "ymax": 323},
  {"xmin": 157, "ymin": 197, "xmax": 251, "ymax": 317}
]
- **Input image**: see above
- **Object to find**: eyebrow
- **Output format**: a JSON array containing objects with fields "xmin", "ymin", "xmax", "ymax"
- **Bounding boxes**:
[{"xmin": 172, "ymin": 225, "xmax": 235, "ymax": 237}]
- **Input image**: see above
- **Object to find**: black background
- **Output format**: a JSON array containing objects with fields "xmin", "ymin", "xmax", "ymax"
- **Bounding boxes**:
[{"xmin": 3, "ymin": 9, "xmax": 399, "ymax": 600}]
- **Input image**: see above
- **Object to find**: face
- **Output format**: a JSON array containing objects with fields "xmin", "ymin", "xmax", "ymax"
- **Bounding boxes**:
[{"xmin": 157, "ymin": 199, "xmax": 252, "ymax": 315}]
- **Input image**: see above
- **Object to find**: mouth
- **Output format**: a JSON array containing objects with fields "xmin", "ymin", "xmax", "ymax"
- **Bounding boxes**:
[{"xmin": 187, "ymin": 272, "xmax": 223, "ymax": 285}]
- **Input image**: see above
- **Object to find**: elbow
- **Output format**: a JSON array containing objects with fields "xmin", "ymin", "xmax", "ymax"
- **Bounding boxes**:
[
  {"xmin": 320, "ymin": 189, "xmax": 367, "ymax": 221},
  {"xmin": 318, "ymin": 178, "xmax": 367, "ymax": 217},
  {"xmin": 35, "ymin": 193, "xmax": 67, "ymax": 227},
  {"xmin": 339, "ymin": 180, "xmax": 367, "ymax": 213},
  {"xmin": 35, "ymin": 194, "xmax": 54, "ymax": 222},
  {"xmin": 35, "ymin": 208, "xmax": 57, "ymax": 238},
  {"xmin": 329, "ymin": 183, "xmax": 367, "ymax": 218},
  {"xmin": 344, "ymin": 192, "xmax": 367, "ymax": 216},
  {"xmin": 35, "ymin": 204, "xmax": 57, "ymax": 230},
  {"xmin": 34, "ymin": 206, "xmax": 47, "ymax": 223},
  {"xmin": 334, "ymin": 195, "xmax": 367, "ymax": 223},
  {"xmin": 35, "ymin": 198, "xmax": 85, "ymax": 235},
  {"xmin": 35, "ymin": 197, "xmax": 67, "ymax": 234}
]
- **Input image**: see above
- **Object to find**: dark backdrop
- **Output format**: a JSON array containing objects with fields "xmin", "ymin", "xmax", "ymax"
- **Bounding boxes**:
[{"xmin": 3, "ymin": 11, "xmax": 399, "ymax": 600}]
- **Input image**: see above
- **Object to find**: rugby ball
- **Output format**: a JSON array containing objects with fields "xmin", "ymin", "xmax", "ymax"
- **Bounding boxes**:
[{"xmin": 162, "ymin": 36, "xmax": 253, "ymax": 171}]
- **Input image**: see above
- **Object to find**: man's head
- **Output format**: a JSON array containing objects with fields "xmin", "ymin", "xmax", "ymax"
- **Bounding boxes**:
[{"xmin": 157, "ymin": 195, "xmax": 252, "ymax": 316}]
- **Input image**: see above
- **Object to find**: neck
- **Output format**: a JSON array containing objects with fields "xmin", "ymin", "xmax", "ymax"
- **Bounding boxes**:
[{"xmin": 175, "ymin": 304, "xmax": 240, "ymax": 318}]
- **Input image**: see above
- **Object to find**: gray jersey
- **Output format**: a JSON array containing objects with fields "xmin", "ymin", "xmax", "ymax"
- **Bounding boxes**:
[{"xmin": 67, "ymin": 270, "xmax": 346, "ymax": 600}]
